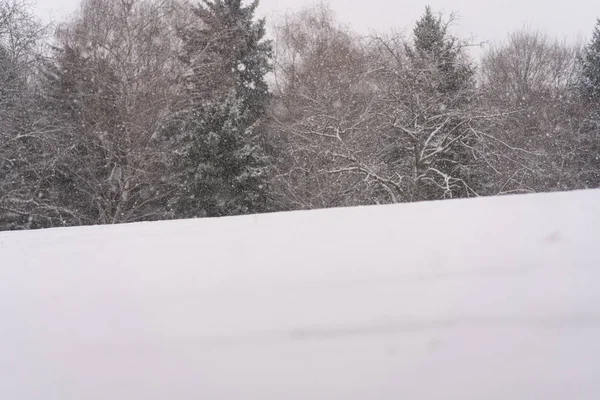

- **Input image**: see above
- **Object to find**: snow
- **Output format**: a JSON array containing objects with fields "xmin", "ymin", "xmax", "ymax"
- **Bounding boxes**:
[{"xmin": 1, "ymin": 189, "xmax": 600, "ymax": 399}]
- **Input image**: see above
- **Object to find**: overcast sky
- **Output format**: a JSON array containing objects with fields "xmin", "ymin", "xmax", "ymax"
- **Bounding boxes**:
[{"xmin": 33, "ymin": 0, "xmax": 599, "ymax": 47}]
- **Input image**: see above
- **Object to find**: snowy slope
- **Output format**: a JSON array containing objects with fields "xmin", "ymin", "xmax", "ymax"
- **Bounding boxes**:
[{"xmin": 1, "ymin": 190, "xmax": 600, "ymax": 400}]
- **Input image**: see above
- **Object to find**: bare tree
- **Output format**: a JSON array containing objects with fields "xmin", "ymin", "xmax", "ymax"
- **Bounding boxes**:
[
  {"xmin": 365, "ymin": 7, "xmax": 526, "ymax": 201},
  {"xmin": 0, "ymin": 0, "xmax": 56, "ymax": 230},
  {"xmin": 268, "ymin": 5, "xmax": 528, "ymax": 209},
  {"xmin": 482, "ymin": 30, "xmax": 578, "ymax": 104},
  {"xmin": 480, "ymin": 29, "xmax": 586, "ymax": 193},
  {"xmin": 41, "ymin": 0, "xmax": 187, "ymax": 226},
  {"xmin": 268, "ymin": 4, "xmax": 396, "ymax": 209}
]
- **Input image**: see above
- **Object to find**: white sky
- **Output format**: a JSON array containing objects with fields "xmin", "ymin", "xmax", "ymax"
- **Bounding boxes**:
[{"xmin": 33, "ymin": 0, "xmax": 599, "ymax": 47}]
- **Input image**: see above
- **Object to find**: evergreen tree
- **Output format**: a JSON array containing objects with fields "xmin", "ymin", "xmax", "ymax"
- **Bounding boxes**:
[
  {"xmin": 409, "ymin": 6, "xmax": 473, "ymax": 96},
  {"xmin": 174, "ymin": 0, "xmax": 271, "ymax": 218},
  {"xmin": 579, "ymin": 19, "xmax": 600, "ymax": 103},
  {"xmin": 575, "ymin": 18, "xmax": 600, "ymax": 188},
  {"xmin": 401, "ymin": 6, "xmax": 479, "ymax": 200}
]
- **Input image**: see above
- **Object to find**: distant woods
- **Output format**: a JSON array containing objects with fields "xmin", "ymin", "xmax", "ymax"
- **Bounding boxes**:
[{"xmin": 1, "ymin": 0, "xmax": 599, "ymax": 230}]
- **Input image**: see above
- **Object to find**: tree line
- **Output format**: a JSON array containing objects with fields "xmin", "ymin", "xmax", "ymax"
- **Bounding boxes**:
[{"xmin": 1, "ymin": 0, "xmax": 599, "ymax": 230}]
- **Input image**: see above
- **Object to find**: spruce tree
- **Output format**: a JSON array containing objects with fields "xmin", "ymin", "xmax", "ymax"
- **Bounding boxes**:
[
  {"xmin": 575, "ymin": 18, "xmax": 600, "ymax": 188},
  {"xmin": 403, "ymin": 6, "xmax": 479, "ymax": 200},
  {"xmin": 174, "ymin": 0, "xmax": 271, "ymax": 218},
  {"xmin": 579, "ymin": 19, "xmax": 600, "ymax": 103},
  {"xmin": 409, "ymin": 6, "xmax": 473, "ymax": 96}
]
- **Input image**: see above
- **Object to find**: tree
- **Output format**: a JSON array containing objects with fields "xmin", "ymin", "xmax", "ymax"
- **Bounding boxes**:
[
  {"xmin": 0, "ymin": 0, "xmax": 55, "ymax": 230},
  {"xmin": 268, "ymin": 4, "xmax": 394, "ymax": 210},
  {"xmin": 269, "ymin": 5, "xmax": 519, "ymax": 208},
  {"xmin": 482, "ymin": 30, "xmax": 578, "ymax": 105},
  {"xmin": 409, "ymin": 6, "xmax": 473, "ymax": 96},
  {"xmin": 173, "ymin": 0, "xmax": 271, "ymax": 218},
  {"xmin": 575, "ymin": 18, "xmax": 600, "ymax": 188},
  {"xmin": 369, "ymin": 7, "xmax": 495, "ymax": 201},
  {"xmin": 579, "ymin": 19, "xmax": 600, "ymax": 103},
  {"xmin": 481, "ymin": 29, "xmax": 590, "ymax": 193},
  {"xmin": 41, "ymin": 0, "xmax": 183, "ymax": 226}
]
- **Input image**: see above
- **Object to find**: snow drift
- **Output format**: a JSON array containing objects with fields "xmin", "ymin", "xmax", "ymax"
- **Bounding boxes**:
[{"xmin": 1, "ymin": 190, "xmax": 600, "ymax": 399}]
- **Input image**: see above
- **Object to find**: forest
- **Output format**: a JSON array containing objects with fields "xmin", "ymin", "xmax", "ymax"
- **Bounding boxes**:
[{"xmin": 1, "ymin": 0, "xmax": 599, "ymax": 231}]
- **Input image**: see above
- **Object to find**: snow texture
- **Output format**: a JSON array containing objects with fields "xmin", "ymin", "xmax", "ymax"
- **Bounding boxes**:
[{"xmin": 1, "ymin": 189, "xmax": 600, "ymax": 399}]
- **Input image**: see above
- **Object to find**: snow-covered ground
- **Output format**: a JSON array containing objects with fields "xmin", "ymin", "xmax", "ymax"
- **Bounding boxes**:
[{"xmin": 1, "ymin": 189, "xmax": 600, "ymax": 399}]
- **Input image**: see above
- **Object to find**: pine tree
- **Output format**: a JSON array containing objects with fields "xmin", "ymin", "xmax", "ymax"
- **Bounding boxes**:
[
  {"xmin": 174, "ymin": 0, "xmax": 271, "ymax": 218},
  {"xmin": 579, "ymin": 19, "xmax": 600, "ymax": 103},
  {"xmin": 401, "ymin": 6, "xmax": 479, "ymax": 200},
  {"xmin": 575, "ymin": 18, "xmax": 600, "ymax": 188},
  {"xmin": 409, "ymin": 6, "xmax": 473, "ymax": 96}
]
